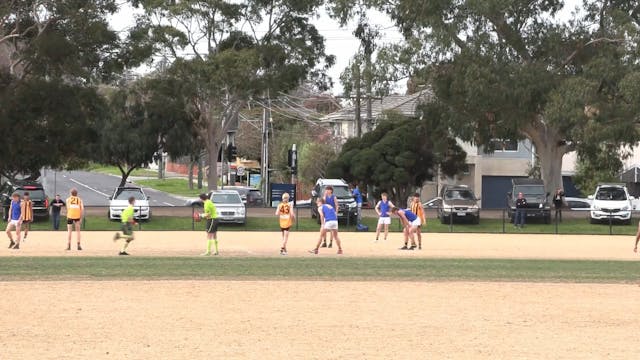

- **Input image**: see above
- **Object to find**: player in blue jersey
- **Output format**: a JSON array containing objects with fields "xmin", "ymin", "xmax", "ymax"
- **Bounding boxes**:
[
  {"xmin": 310, "ymin": 197, "xmax": 343, "ymax": 255},
  {"xmin": 391, "ymin": 206, "xmax": 421, "ymax": 250},
  {"xmin": 321, "ymin": 186, "xmax": 338, "ymax": 248},
  {"xmin": 374, "ymin": 192, "xmax": 395, "ymax": 242}
]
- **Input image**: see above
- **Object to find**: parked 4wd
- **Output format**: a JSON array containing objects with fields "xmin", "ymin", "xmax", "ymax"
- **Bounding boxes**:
[
  {"xmin": 1, "ymin": 181, "xmax": 49, "ymax": 221},
  {"xmin": 588, "ymin": 183, "xmax": 634, "ymax": 225},
  {"xmin": 506, "ymin": 178, "xmax": 551, "ymax": 224},
  {"xmin": 438, "ymin": 185, "xmax": 480, "ymax": 224},
  {"xmin": 310, "ymin": 179, "xmax": 358, "ymax": 224}
]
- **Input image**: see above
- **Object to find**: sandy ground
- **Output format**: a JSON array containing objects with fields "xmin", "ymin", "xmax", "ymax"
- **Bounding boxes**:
[
  {"xmin": 2, "ymin": 231, "xmax": 640, "ymax": 359},
  {"xmin": 2, "ymin": 230, "xmax": 639, "ymax": 260}
]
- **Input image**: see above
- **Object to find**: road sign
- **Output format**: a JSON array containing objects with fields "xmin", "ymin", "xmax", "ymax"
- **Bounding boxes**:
[{"xmin": 237, "ymin": 166, "xmax": 245, "ymax": 176}]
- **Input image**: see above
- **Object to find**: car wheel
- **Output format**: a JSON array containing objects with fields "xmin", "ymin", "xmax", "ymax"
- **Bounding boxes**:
[
  {"xmin": 544, "ymin": 215, "xmax": 551, "ymax": 224},
  {"xmin": 589, "ymin": 217, "xmax": 598, "ymax": 225},
  {"xmin": 624, "ymin": 219, "xmax": 632, "ymax": 225},
  {"xmin": 472, "ymin": 215, "xmax": 480, "ymax": 225},
  {"xmin": 440, "ymin": 215, "xmax": 447, "ymax": 225}
]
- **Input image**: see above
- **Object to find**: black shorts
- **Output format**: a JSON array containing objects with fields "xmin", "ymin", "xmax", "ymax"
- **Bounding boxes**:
[
  {"xmin": 206, "ymin": 219, "xmax": 219, "ymax": 233},
  {"xmin": 281, "ymin": 227, "xmax": 291, "ymax": 232},
  {"xmin": 121, "ymin": 223, "xmax": 133, "ymax": 236},
  {"xmin": 67, "ymin": 218, "xmax": 80, "ymax": 225}
]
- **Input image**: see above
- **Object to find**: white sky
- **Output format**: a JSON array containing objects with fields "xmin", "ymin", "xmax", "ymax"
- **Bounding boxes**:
[{"xmin": 110, "ymin": 0, "xmax": 583, "ymax": 96}]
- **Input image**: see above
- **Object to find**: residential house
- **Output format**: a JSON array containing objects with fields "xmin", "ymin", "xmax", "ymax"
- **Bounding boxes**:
[{"xmin": 321, "ymin": 89, "xmax": 548, "ymax": 208}]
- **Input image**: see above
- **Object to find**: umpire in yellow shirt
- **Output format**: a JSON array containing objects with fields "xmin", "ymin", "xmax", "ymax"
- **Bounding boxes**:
[{"xmin": 200, "ymin": 193, "xmax": 219, "ymax": 256}]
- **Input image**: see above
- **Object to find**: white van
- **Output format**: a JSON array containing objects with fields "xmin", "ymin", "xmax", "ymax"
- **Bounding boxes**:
[{"xmin": 588, "ymin": 184, "xmax": 634, "ymax": 224}]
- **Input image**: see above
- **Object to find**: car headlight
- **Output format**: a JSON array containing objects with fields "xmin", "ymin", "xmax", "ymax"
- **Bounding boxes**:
[
  {"xmin": 238, "ymin": 208, "xmax": 246, "ymax": 216},
  {"xmin": 348, "ymin": 202, "xmax": 357, "ymax": 208},
  {"xmin": 593, "ymin": 206, "xmax": 601, "ymax": 211},
  {"xmin": 539, "ymin": 203, "xmax": 543, "ymax": 209},
  {"xmin": 469, "ymin": 205, "xmax": 479, "ymax": 210},
  {"xmin": 141, "ymin": 207, "xmax": 149, "ymax": 211},
  {"xmin": 622, "ymin": 206, "xmax": 630, "ymax": 211}
]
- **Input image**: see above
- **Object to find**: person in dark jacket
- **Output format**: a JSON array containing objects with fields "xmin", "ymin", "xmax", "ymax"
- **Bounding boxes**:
[
  {"xmin": 515, "ymin": 192, "xmax": 527, "ymax": 228},
  {"xmin": 553, "ymin": 188, "xmax": 565, "ymax": 222}
]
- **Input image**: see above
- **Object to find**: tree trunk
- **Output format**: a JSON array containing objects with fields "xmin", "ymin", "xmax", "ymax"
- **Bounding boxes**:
[
  {"xmin": 118, "ymin": 164, "xmax": 137, "ymax": 188},
  {"xmin": 205, "ymin": 123, "xmax": 223, "ymax": 191},
  {"xmin": 523, "ymin": 119, "xmax": 570, "ymax": 197},
  {"xmin": 188, "ymin": 159, "xmax": 195, "ymax": 190}
]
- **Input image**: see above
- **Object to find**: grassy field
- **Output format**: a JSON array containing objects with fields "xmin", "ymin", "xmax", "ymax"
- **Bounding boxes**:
[
  {"xmin": 85, "ymin": 164, "xmax": 158, "ymax": 178},
  {"xmin": 134, "ymin": 178, "xmax": 202, "ymax": 197},
  {"xmin": 23, "ymin": 215, "xmax": 638, "ymax": 235},
  {"xmin": 0, "ymin": 257, "xmax": 638, "ymax": 283}
]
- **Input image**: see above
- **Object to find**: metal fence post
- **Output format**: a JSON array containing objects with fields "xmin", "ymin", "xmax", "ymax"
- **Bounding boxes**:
[
  {"xmin": 191, "ymin": 206, "xmax": 195, "ymax": 231},
  {"xmin": 502, "ymin": 209, "xmax": 506, "ymax": 233},
  {"xmin": 609, "ymin": 211, "xmax": 613, "ymax": 235},
  {"xmin": 295, "ymin": 207, "xmax": 299, "ymax": 231},
  {"xmin": 449, "ymin": 208, "xmax": 453, "ymax": 233},
  {"xmin": 138, "ymin": 205, "xmax": 142, "ymax": 230},
  {"xmin": 555, "ymin": 209, "xmax": 559, "ymax": 234}
]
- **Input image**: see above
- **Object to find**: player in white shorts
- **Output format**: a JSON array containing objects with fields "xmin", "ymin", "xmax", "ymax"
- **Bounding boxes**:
[
  {"xmin": 309, "ymin": 197, "xmax": 342, "ymax": 255},
  {"xmin": 375, "ymin": 192, "xmax": 395, "ymax": 242}
]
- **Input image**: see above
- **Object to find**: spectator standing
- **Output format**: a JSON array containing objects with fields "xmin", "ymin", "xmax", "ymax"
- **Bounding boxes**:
[
  {"xmin": 515, "ymin": 192, "xmax": 528, "ymax": 228},
  {"xmin": 553, "ymin": 188, "xmax": 565, "ymax": 222},
  {"xmin": 50, "ymin": 194, "xmax": 65, "ymax": 230},
  {"xmin": 352, "ymin": 184, "xmax": 363, "ymax": 224}
]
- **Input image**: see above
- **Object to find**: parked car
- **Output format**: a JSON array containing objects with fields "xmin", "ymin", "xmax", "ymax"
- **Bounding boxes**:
[
  {"xmin": 310, "ymin": 178, "xmax": 358, "ymax": 224},
  {"xmin": 223, "ymin": 186, "xmax": 264, "ymax": 207},
  {"xmin": 188, "ymin": 190, "xmax": 246, "ymax": 224},
  {"xmin": 588, "ymin": 184, "xmax": 634, "ymax": 225},
  {"xmin": 564, "ymin": 197, "xmax": 592, "ymax": 210},
  {"xmin": 109, "ymin": 187, "xmax": 151, "ymax": 221},
  {"xmin": 506, "ymin": 178, "xmax": 551, "ymax": 224},
  {"xmin": 1, "ymin": 181, "xmax": 49, "ymax": 221},
  {"xmin": 438, "ymin": 185, "xmax": 480, "ymax": 224}
]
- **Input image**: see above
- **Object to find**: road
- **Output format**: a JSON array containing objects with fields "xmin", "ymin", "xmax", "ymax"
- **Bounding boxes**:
[{"xmin": 40, "ymin": 170, "xmax": 188, "ymax": 206}]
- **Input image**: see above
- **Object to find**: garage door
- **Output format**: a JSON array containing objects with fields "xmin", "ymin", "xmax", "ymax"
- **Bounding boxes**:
[{"xmin": 481, "ymin": 176, "xmax": 526, "ymax": 209}]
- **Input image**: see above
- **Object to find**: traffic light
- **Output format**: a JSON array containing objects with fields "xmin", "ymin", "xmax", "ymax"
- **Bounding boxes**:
[
  {"xmin": 288, "ymin": 145, "xmax": 297, "ymax": 175},
  {"xmin": 227, "ymin": 144, "xmax": 238, "ymax": 162}
]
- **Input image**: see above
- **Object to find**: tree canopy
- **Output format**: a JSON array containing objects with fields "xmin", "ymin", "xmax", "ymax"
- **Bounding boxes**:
[
  {"xmin": 331, "ymin": 0, "xmax": 640, "ymax": 195},
  {"xmin": 327, "ymin": 111, "xmax": 466, "ymax": 205},
  {"xmin": 134, "ymin": 0, "xmax": 335, "ymax": 190},
  {"xmin": 0, "ymin": 0, "xmax": 150, "ymax": 179}
]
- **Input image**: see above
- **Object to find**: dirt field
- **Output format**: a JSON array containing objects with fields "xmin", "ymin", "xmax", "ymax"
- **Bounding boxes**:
[{"xmin": 2, "ymin": 231, "xmax": 639, "ymax": 359}]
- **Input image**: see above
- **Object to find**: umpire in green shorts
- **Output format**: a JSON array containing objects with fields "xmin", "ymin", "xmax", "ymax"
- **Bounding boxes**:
[{"xmin": 113, "ymin": 196, "xmax": 136, "ymax": 255}]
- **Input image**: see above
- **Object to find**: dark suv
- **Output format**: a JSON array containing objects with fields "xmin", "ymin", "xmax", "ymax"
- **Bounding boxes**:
[
  {"xmin": 310, "ymin": 179, "xmax": 358, "ymax": 224},
  {"xmin": 1, "ymin": 181, "xmax": 49, "ymax": 221},
  {"xmin": 506, "ymin": 178, "xmax": 551, "ymax": 224}
]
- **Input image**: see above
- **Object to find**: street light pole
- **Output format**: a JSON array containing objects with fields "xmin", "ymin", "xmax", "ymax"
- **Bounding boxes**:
[{"xmin": 261, "ymin": 90, "xmax": 271, "ymax": 206}]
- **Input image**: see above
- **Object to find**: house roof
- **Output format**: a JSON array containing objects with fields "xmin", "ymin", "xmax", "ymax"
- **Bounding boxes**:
[{"xmin": 320, "ymin": 88, "xmax": 435, "ymax": 123}]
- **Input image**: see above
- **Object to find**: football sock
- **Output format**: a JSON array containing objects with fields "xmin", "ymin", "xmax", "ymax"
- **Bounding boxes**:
[
  {"xmin": 121, "ymin": 242, "xmax": 129, "ymax": 252},
  {"xmin": 206, "ymin": 240, "xmax": 213, "ymax": 253},
  {"xmin": 214, "ymin": 239, "xmax": 219, "ymax": 253}
]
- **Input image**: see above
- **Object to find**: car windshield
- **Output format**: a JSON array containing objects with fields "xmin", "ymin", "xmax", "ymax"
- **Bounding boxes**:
[
  {"xmin": 227, "ymin": 188, "xmax": 249, "ymax": 196},
  {"xmin": 17, "ymin": 189, "xmax": 45, "ymax": 200},
  {"xmin": 515, "ymin": 185, "xmax": 545, "ymax": 195},
  {"xmin": 444, "ymin": 190, "xmax": 474, "ymax": 200},
  {"xmin": 596, "ymin": 187, "xmax": 627, "ymax": 201},
  {"xmin": 114, "ymin": 189, "xmax": 146, "ymax": 200},
  {"xmin": 248, "ymin": 190, "xmax": 262, "ymax": 199},
  {"xmin": 326, "ymin": 186, "xmax": 351, "ymax": 198},
  {"xmin": 212, "ymin": 193, "xmax": 242, "ymax": 204}
]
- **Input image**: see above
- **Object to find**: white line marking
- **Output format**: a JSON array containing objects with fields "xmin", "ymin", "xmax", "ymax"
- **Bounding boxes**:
[
  {"xmin": 163, "ymin": 202, "xmax": 175, "ymax": 207},
  {"xmin": 69, "ymin": 179, "xmax": 110, "ymax": 198}
]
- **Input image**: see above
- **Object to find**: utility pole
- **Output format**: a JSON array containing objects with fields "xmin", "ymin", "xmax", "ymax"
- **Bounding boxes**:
[
  {"xmin": 261, "ymin": 90, "xmax": 271, "ymax": 206},
  {"xmin": 364, "ymin": 43, "xmax": 374, "ymax": 133},
  {"xmin": 353, "ymin": 58, "xmax": 362, "ymax": 138}
]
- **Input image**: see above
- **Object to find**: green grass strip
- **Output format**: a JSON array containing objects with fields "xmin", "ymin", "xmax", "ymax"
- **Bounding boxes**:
[
  {"xmin": 22, "ymin": 216, "xmax": 640, "ymax": 235},
  {"xmin": 0, "ymin": 257, "xmax": 638, "ymax": 283}
]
